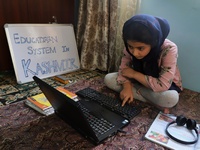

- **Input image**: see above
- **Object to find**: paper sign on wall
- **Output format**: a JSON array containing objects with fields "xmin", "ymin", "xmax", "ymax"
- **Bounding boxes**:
[{"xmin": 4, "ymin": 24, "xmax": 80, "ymax": 84}]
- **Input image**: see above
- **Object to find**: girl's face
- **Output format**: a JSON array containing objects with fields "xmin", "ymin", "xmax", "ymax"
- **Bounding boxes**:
[{"xmin": 127, "ymin": 40, "xmax": 151, "ymax": 59}]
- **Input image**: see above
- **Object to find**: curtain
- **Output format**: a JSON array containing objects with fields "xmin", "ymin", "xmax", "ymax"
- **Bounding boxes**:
[{"xmin": 76, "ymin": 0, "xmax": 139, "ymax": 72}]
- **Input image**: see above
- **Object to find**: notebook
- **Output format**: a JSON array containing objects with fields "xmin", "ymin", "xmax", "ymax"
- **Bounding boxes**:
[{"xmin": 33, "ymin": 76, "xmax": 130, "ymax": 145}]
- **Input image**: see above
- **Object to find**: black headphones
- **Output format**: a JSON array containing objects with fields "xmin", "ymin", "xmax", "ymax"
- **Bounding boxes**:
[{"xmin": 165, "ymin": 115, "xmax": 199, "ymax": 144}]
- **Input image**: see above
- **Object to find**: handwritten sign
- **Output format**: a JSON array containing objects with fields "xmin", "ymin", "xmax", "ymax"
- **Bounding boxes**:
[{"xmin": 4, "ymin": 24, "xmax": 80, "ymax": 84}]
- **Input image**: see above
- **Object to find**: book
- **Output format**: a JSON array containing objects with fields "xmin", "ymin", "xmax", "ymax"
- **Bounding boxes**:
[
  {"xmin": 56, "ymin": 86, "xmax": 78, "ymax": 101},
  {"xmin": 27, "ymin": 93, "xmax": 52, "ymax": 111},
  {"xmin": 25, "ymin": 86, "xmax": 78, "ymax": 115},
  {"xmin": 25, "ymin": 100, "xmax": 54, "ymax": 116},
  {"xmin": 54, "ymin": 75, "xmax": 71, "ymax": 84},
  {"xmin": 145, "ymin": 112, "xmax": 200, "ymax": 150}
]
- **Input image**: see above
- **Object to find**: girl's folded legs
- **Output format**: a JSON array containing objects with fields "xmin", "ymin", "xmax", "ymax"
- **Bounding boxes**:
[{"xmin": 104, "ymin": 72, "xmax": 179, "ymax": 114}]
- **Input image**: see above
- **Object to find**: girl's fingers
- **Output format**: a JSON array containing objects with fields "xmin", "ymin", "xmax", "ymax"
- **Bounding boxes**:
[{"xmin": 122, "ymin": 96, "xmax": 129, "ymax": 106}]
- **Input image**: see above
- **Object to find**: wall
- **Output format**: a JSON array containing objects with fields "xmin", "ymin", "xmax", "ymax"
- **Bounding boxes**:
[
  {"xmin": 0, "ymin": 0, "xmax": 75, "ymax": 71},
  {"xmin": 138, "ymin": 0, "xmax": 200, "ymax": 92}
]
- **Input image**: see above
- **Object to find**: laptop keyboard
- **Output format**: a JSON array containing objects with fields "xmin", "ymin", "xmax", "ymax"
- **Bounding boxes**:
[
  {"xmin": 76, "ymin": 87, "xmax": 141, "ymax": 120},
  {"xmin": 77, "ymin": 102, "xmax": 115, "ymax": 136}
]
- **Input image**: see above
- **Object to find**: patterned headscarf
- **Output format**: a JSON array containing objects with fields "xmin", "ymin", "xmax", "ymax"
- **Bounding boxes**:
[{"xmin": 122, "ymin": 14, "xmax": 170, "ymax": 78}]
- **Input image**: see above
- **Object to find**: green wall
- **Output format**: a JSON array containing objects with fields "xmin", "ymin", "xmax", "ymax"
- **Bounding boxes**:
[{"xmin": 138, "ymin": 0, "xmax": 200, "ymax": 92}]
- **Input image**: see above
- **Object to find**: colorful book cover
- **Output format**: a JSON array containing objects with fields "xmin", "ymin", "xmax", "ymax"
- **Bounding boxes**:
[
  {"xmin": 27, "ymin": 86, "xmax": 77, "ymax": 111},
  {"xmin": 56, "ymin": 86, "xmax": 77, "ymax": 99},
  {"xmin": 25, "ymin": 100, "xmax": 54, "ymax": 116},
  {"xmin": 27, "ymin": 94, "xmax": 51, "ymax": 111}
]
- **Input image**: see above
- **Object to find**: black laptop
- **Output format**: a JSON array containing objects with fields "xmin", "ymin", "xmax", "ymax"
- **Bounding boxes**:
[{"xmin": 33, "ymin": 76, "xmax": 130, "ymax": 145}]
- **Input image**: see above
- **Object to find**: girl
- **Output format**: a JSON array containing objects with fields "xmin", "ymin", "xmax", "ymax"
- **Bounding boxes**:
[{"xmin": 104, "ymin": 14, "xmax": 183, "ymax": 113}]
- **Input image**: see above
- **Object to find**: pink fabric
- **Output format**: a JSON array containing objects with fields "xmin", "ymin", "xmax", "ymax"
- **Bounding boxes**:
[{"xmin": 117, "ymin": 39, "xmax": 183, "ymax": 92}]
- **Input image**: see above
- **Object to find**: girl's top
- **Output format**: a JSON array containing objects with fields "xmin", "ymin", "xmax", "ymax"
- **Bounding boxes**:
[{"xmin": 117, "ymin": 39, "xmax": 183, "ymax": 92}]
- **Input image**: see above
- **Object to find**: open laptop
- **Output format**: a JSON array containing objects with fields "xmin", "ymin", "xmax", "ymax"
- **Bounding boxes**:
[{"xmin": 33, "ymin": 76, "xmax": 130, "ymax": 145}]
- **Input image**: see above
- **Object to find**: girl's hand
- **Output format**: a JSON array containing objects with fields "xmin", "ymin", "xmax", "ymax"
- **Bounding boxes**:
[
  {"xmin": 121, "ymin": 67, "xmax": 136, "ymax": 79},
  {"xmin": 120, "ymin": 82, "xmax": 134, "ymax": 106},
  {"xmin": 122, "ymin": 67, "xmax": 150, "ymax": 88}
]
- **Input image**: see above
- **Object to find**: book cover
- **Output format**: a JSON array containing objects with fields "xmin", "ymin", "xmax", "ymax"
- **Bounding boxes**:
[
  {"xmin": 25, "ymin": 100, "xmax": 54, "ymax": 116},
  {"xmin": 145, "ymin": 112, "xmax": 200, "ymax": 150},
  {"xmin": 26, "ymin": 86, "xmax": 78, "ymax": 114},
  {"xmin": 54, "ymin": 75, "xmax": 70, "ymax": 84},
  {"xmin": 27, "ymin": 93, "xmax": 52, "ymax": 111},
  {"xmin": 56, "ymin": 86, "xmax": 78, "ymax": 100}
]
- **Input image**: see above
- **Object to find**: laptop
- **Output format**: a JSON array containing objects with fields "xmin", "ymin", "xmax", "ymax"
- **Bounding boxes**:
[{"xmin": 33, "ymin": 76, "xmax": 130, "ymax": 145}]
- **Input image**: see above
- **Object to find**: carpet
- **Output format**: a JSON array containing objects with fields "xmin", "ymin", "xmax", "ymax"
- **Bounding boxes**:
[
  {"xmin": 0, "ymin": 70, "xmax": 105, "ymax": 106},
  {"xmin": 0, "ymin": 70, "xmax": 200, "ymax": 150}
]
